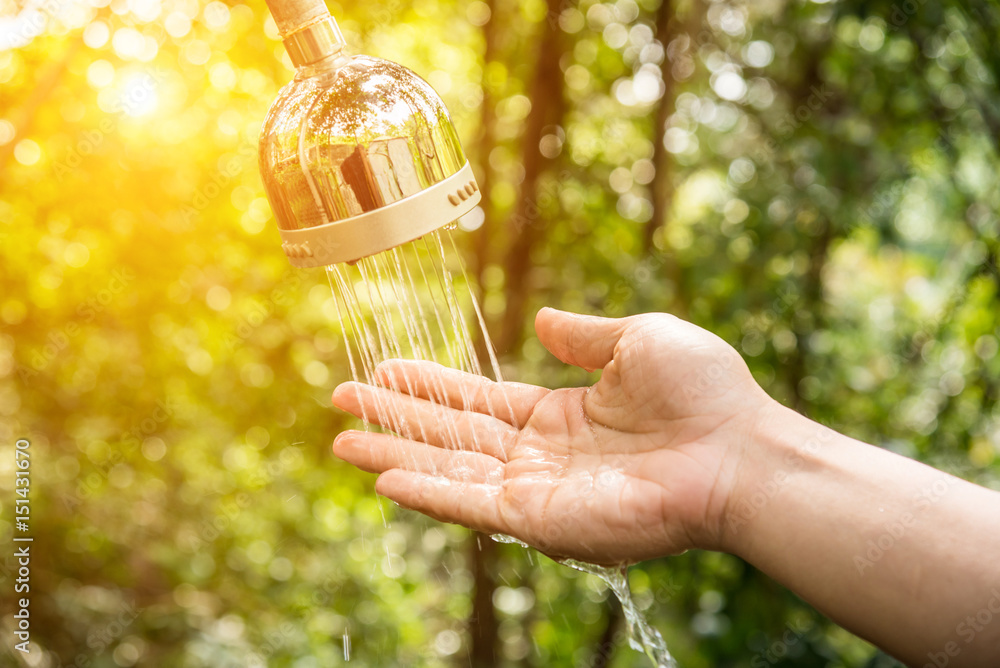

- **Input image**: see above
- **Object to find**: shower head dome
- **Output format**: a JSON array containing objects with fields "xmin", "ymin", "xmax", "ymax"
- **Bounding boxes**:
[{"xmin": 259, "ymin": 53, "xmax": 481, "ymax": 267}]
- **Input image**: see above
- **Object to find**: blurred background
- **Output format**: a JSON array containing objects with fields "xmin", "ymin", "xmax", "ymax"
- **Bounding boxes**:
[{"xmin": 1, "ymin": 0, "xmax": 999, "ymax": 665}]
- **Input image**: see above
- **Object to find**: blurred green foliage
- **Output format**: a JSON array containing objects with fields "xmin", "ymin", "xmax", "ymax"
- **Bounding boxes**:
[{"xmin": 0, "ymin": 0, "xmax": 998, "ymax": 665}]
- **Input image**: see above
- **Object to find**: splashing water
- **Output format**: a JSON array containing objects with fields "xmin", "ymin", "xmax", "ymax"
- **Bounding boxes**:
[
  {"xmin": 492, "ymin": 534, "xmax": 675, "ymax": 667},
  {"xmin": 562, "ymin": 560, "xmax": 676, "ymax": 668},
  {"xmin": 325, "ymin": 229, "xmax": 675, "ymax": 667}
]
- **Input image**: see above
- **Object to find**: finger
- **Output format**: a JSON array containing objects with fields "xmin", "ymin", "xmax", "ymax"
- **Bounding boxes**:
[
  {"xmin": 332, "ymin": 382, "xmax": 516, "ymax": 460},
  {"xmin": 534, "ymin": 307, "xmax": 630, "ymax": 372},
  {"xmin": 333, "ymin": 430, "xmax": 504, "ymax": 483},
  {"xmin": 373, "ymin": 359, "xmax": 549, "ymax": 427},
  {"xmin": 375, "ymin": 469, "xmax": 509, "ymax": 536}
]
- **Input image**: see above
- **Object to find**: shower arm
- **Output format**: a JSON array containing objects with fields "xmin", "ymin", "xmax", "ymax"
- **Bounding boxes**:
[{"xmin": 263, "ymin": 0, "xmax": 346, "ymax": 68}]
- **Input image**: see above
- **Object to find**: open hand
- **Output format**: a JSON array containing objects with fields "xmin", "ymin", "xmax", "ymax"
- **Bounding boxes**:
[{"xmin": 331, "ymin": 308, "xmax": 772, "ymax": 564}]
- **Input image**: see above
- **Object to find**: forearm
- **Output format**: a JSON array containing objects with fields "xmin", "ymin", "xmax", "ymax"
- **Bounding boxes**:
[{"xmin": 723, "ymin": 402, "xmax": 1000, "ymax": 666}]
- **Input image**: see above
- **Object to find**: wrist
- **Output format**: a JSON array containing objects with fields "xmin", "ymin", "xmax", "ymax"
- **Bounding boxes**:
[{"xmin": 716, "ymin": 400, "xmax": 835, "ymax": 558}]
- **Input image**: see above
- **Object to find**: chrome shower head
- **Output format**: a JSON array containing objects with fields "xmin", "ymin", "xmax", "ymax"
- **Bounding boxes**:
[{"xmin": 258, "ymin": 0, "xmax": 481, "ymax": 267}]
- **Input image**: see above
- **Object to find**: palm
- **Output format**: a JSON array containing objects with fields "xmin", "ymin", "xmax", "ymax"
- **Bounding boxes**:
[
  {"xmin": 498, "ymin": 386, "xmax": 721, "ymax": 564},
  {"xmin": 332, "ymin": 309, "xmax": 767, "ymax": 564}
]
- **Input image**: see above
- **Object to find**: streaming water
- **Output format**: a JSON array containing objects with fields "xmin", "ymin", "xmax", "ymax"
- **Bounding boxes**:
[
  {"xmin": 325, "ymin": 229, "xmax": 675, "ymax": 667},
  {"xmin": 562, "ymin": 560, "xmax": 676, "ymax": 668},
  {"xmin": 493, "ymin": 535, "xmax": 675, "ymax": 667}
]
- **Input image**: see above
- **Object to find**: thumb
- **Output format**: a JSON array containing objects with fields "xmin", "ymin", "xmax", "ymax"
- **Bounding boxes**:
[{"xmin": 534, "ymin": 308, "xmax": 629, "ymax": 372}]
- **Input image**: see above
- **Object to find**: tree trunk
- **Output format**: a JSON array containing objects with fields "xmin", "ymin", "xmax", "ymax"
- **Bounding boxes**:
[
  {"xmin": 644, "ymin": 0, "xmax": 687, "ymax": 316},
  {"xmin": 643, "ymin": 0, "xmax": 675, "ymax": 255},
  {"xmin": 472, "ymin": 0, "xmax": 501, "ymax": 287},
  {"xmin": 467, "ymin": 5, "xmax": 503, "ymax": 657},
  {"xmin": 470, "ymin": 0, "xmax": 503, "ymax": 375},
  {"xmin": 497, "ymin": 0, "xmax": 567, "ymax": 354},
  {"xmin": 469, "ymin": 533, "xmax": 499, "ymax": 667},
  {"xmin": 786, "ymin": 218, "xmax": 833, "ymax": 415},
  {"xmin": 769, "ymin": 45, "xmax": 834, "ymax": 415},
  {"xmin": 587, "ymin": 601, "xmax": 623, "ymax": 668}
]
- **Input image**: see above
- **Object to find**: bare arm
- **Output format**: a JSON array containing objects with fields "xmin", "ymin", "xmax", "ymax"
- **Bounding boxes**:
[
  {"xmin": 331, "ymin": 308, "xmax": 1000, "ymax": 665},
  {"xmin": 725, "ymin": 401, "xmax": 1000, "ymax": 666}
]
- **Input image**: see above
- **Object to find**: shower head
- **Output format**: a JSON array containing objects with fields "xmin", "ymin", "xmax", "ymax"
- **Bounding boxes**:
[{"xmin": 258, "ymin": 0, "xmax": 481, "ymax": 267}]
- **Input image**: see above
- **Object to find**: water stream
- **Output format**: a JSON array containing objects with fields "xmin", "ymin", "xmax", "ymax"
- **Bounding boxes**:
[
  {"xmin": 325, "ymin": 229, "xmax": 675, "ymax": 667},
  {"xmin": 561, "ymin": 560, "xmax": 676, "ymax": 668}
]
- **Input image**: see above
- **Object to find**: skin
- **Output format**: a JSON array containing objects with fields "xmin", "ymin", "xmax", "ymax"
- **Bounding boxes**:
[{"xmin": 332, "ymin": 307, "xmax": 1000, "ymax": 666}]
